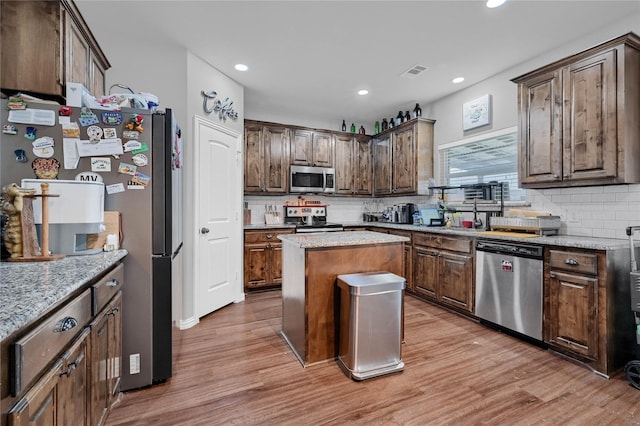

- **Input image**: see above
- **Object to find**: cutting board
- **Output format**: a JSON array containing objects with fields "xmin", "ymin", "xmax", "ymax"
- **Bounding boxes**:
[{"xmin": 87, "ymin": 211, "xmax": 122, "ymax": 249}]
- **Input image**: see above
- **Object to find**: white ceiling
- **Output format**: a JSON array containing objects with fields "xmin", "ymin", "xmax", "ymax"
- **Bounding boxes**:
[{"xmin": 77, "ymin": 0, "xmax": 639, "ymax": 128}]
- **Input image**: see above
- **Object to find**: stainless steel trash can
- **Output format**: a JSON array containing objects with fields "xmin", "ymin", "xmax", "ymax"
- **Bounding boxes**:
[{"xmin": 336, "ymin": 271, "xmax": 405, "ymax": 381}]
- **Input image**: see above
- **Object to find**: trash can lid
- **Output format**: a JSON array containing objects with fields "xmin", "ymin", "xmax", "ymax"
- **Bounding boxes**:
[{"xmin": 337, "ymin": 271, "xmax": 405, "ymax": 294}]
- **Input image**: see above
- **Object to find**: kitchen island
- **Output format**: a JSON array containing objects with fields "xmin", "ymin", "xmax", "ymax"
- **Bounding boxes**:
[{"xmin": 278, "ymin": 231, "xmax": 408, "ymax": 366}]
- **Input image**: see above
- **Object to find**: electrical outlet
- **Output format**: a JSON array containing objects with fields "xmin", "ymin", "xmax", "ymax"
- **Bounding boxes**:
[{"xmin": 129, "ymin": 353, "xmax": 140, "ymax": 374}]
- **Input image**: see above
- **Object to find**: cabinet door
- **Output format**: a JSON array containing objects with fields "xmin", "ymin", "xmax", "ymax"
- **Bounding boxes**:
[
  {"xmin": 311, "ymin": 132, "xmax": 334, "ymax": 167},
  {"xmin": 392, "ymin": 126, "xmax": 416, "ymax": 194},
  {"xmin": 244, "ymin": 243, "xmax": 269, "ymax": 289},
  {"xmin": 518, "ymin": 69, "xmax": 563, "ymax": 185},
  {"xmin": 354, "ymin": 136, "xmax": 372, "ymax": 196},
  {"xmin": 291, "ymin": 129, "xmax": 313, "ymax": 166},
  {"xmin": 244, "ymin": 125, "xmax": 265, "ymax": 193},
  {"xmin": 373, "ymin": 135, "xmax": 392, "ymax": 195},
  {"xmin": 107, "ymin": 292, "xmax": 122, "ymax": 403},
  {"xmin": 548, "ymin": 270, "xmax": 598, "ymax": 359},
  {"xmin": 58, "ymin": 328, "xmax": 90, "ymax": 426},
  {"xmin": 0, "ymin": 1, "xmax": 64, "ymax": 96},
  {"xmin": 563, "ymin": 49, "xmax": 617, "ymax": 182},
  {"xmin": 439, "ymin": 252, "xmax": 474, "ymax": 312},
  {"xmin": 334, "ymin": 134, "xmax": 355, "ymax": 194},
  {"xmin": 90, "ymin": 306, "xmax": 110, "ymax": 426},
  {"xmin": 413, "ymin": 246, "xmax": 438, "ymax": 299},
  {"xmin": 263, "ymin": 126, "xmax": 289, "ymax": 193},
  {"xmin": 66, "ymin": 14, "xmax": 90, "ymax": 90},
  {"xmin": 8, "ymin": 358, "xmax": 63, "ymax": 426},
  {"xmin": 268, "ymin": 243, "xmax": 285, "ymax": 285}
]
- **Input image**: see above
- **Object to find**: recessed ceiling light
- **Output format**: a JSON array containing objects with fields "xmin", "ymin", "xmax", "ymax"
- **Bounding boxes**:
[
  {"xmin": 486, "ymin": 0, "xmax": 506, "ymax": 8},
  {"xmin": 358, "ymin": 89, "xmax": 369, "ymax": 96},
  {"xmin": 234, "ymin": 64, "xmax": 249, "ymax": 71},
  {"xmin": 452, "ymin": 77, "xmax": 465, "ymax": 84}
]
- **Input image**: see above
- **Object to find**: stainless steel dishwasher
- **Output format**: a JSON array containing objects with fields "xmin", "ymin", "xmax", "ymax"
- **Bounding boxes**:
[{"xmin": 475, "ymin": 240, "xmax": 543, "ymax": 340}]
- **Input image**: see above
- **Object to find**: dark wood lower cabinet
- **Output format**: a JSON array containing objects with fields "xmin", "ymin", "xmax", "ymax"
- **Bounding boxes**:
[
  {"xmin": 412, "ymin": 233, "xmax": 474, "ymax": 314},
  {"xmin": 8, "ymin": 328, "xmax": 90, "ymax": 426},
  {"xmin": 90, "ymin": 291, "xmax": 122, "ymax": 426},
  {"xmin": 244, "ymin": 229, "xmax": 294, "ymax": 291}
]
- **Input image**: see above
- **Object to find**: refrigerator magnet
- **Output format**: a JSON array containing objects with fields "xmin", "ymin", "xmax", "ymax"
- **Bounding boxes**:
[
  {"xmin": 91, "ymin": 157, "xmax": 112, "ymax": 172},
  {"xmin": 123, "ymin": 140, "xmax": 142, "ymax": 152},
  {"xmin": 24, "ymin": 126, "xmax": 36, "ymax": 141},
  {"xmin": 75, "ymin": 171, "xmax": 103, "ymax": 183},
  {"xmin": 79, "ymin": 108, "xmax": 99, "ymax": 127},
  {"xmin": 122, "ymin": 130, "xmax": 139, "ymax": 139},
  {"xmin": 87, "ymin": 125, "xmax": 103, "ymax": 142},
  {"xmin": 131, "ymin": 143, "xmax": 149, "ymax": 155},
  {"xmin": 131, "ymin": 171, "xmax": 150, "ymax": 187},
  {"xmin": 118, "ymin": 162, "xmax": 137, "ymax": 175},
  {"xmin": 103, "ymin": 128, "xmax": 117, "ymax": 139},
  {"xmin": 62, "ymin": 122, "xmax": 80, "ymax": 138},
  {"xmin": 131, "ymin": 154, "xmax": 148, "ymax": 167},
  {"xmin": 2, "ymin": 124, "xmax": 17, "ymax": 135},
  {"xmin": 106, "ymin": 183, "xmax": 125, "ymax": 194},
  {"xmin": 102, "ymin": 111, "xmax": 123, "ymax": 126},
  {"xmin": 33, "ymin": 146, "xmax": 54, "ymax": 158},
  {"xmin": 32, "ymin": 157, "xmax": 60, "ymax": 179}
]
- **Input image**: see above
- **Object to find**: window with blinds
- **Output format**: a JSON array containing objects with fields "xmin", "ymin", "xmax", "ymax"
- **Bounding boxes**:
[{"xmin": 438, "ymin": 126, "xmax": 525, "ymax": 201}]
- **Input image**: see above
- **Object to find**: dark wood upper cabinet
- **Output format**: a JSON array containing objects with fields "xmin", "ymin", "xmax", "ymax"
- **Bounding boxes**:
[
  {"xmin": 1, "ymin": 0, "xmax": 110, "ymax": 101},
  {"xmin": 513, "ymin": 32, "xmax": 640, "ymax": 188}
]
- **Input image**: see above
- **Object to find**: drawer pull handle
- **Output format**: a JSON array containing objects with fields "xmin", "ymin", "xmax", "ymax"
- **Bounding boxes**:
[
  {"xmin": 60, "ymin": 353, "xmax": 84, "ymax": 377},
  {"xmin": 266, "ymin": 234, "xmax": 273, "ymax": 239},
  {"xmin": 54, "ymin": 317, "xmax": 78, "ymax": 333},
  {"xmin": 565, "ymin": 258, "xmax": 579, "ymax": 266},
  {"xmin": 107, "ymin": 279, "xmax": 119, "ymax": 287},
  {"xmin": 109, "ymin": 306, "xmax": 119, "ymax": 316}
]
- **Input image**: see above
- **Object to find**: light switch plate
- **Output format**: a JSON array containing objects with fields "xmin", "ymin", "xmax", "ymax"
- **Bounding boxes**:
[{"xmin": 129, "ymin": 353, "xmax": 140, "ymax": 374}]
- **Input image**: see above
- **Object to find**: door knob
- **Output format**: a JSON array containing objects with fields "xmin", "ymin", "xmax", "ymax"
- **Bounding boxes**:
[{"xmin": 200, "ymin": 227, "xmax": 210, "ymax": 234}]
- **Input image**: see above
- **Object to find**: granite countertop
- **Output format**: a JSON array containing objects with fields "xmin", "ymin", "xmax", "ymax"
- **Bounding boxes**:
[
  {"xmin": 0, "ymin": 249, "xmax": 128, "ymax": 342},
  {"xmin": 340, "ymin": 222, "xmax": 632, "ymax": 251},
  {"xmin": 249, "ymin": 221, "xmax": 631, "ymax": 250},
  {"xmin": 278, "ymin": 230, "xmax": 409, "ymax": 249}
]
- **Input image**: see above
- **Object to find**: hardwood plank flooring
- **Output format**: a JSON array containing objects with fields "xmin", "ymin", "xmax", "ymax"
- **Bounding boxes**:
[{"xmin": 106, "ymin": 291, "xmax": 640, "ymax": 425}]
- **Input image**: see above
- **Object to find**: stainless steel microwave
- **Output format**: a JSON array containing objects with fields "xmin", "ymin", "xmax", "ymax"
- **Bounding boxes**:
[{"xmin": 290, "ymin": 165, "xmax": 335, "ymax": 193}]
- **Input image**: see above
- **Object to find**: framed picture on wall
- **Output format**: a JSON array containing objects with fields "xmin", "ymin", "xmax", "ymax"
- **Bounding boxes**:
[{"xmin": 462, "ymin": 94, "xmax": 491, "ymax": 131}]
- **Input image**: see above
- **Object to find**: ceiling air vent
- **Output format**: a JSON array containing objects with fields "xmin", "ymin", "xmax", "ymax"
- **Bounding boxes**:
[{"xmin": 401, "ymin": 64, "xmax": 429, "ymax": 79}]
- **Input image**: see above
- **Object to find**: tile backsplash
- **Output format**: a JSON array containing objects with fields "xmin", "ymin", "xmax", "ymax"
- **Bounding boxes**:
[{"xmin": 245, "ymin": 183, "xmax": 640, "ymax": 240}]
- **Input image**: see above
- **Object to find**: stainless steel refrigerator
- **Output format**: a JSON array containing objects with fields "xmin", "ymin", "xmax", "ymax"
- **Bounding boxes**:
[{"xmin": 0, "ymin": 101, "xmax": 182, "ymax": 391}]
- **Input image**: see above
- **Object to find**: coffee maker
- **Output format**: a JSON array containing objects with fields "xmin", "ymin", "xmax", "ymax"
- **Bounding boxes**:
[{"xmin": 396, "ymin": 203, "xmax": 416, "ymax": 224}]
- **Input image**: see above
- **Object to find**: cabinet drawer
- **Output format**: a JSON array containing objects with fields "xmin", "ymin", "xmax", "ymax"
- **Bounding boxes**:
[
  {"xmin": 244, "ymin": 229, "xmax": 294, "ymax": 243},
  {"xmin": 413, "ymin": 233, "xmax": 472, "ymax": 253},
  {"xmin": 92, "ymin": 263, "xmax": 124, "ymax": 315},
  {"xmin": 11, "ymin": 288, "xmax": 92, "ymax": 396},
  {"xmin": 549, "ymin": 250, "xmax": 598, "ymax": 275}
]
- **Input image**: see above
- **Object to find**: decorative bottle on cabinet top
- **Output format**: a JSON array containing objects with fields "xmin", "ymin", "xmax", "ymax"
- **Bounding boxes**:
[
  {"xmin": 396, "ymin": 111, "xmax": 403, "ymax": 126},
  {"xmin": 404, "ymin": 111, "xmax": 411, "ymax": 121},
  {"xmin": 359, "ymin": 125, "xmax": 366, "ymax": 135},
  {"xmin": 381, "ymin": 118, "xmax": 388, "ymax": 131},
  {"xmin": 341, "ymin": 120, "xmax": 347, "ymax": 131},
  {"xmin": 374, "ymin": 121, "xmax": 380, "ymax": 134},
  {"xmin": 389, "ymin": 117, "xmax": 395, "ymax": 129},
  {"xmin": 350, "ymin": 123, "xmax": 356, "ymax": 133},
  {"xmin": 413, "ymin": 103, "xmax": 422, "ymax": 118}
]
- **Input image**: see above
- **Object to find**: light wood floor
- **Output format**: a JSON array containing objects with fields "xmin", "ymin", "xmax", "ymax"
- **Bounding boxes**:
[{"xmin": 106, "ymin": 291, "xmax": 640, "ymax": 425}]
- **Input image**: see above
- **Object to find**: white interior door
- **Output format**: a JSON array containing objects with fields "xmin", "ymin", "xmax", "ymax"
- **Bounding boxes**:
[{"xmin": 193, "ymin": 116, "xmax": 242, "ymax": 318}]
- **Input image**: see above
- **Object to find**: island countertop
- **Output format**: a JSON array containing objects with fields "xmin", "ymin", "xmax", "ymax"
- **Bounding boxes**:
[
  {"xmin": 278, "ymin": 230, "xmax": 409, "ymax": 249},
  {"xmin": 0, "ymin": 249, "xmax": 128, "ymax": 342}
]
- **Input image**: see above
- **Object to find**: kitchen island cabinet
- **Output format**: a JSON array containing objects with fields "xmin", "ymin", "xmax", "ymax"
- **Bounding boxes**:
[
  {"xmin": 278, "ymin": 231, "xmax": 407, "ymax": 366},
  {"xmin": 1, "ymin": 250, "xmax": 126, "ymax": 425},
  {"xmin": 513, "ymin": 32, "xmax": 640, "ymax": 188}
]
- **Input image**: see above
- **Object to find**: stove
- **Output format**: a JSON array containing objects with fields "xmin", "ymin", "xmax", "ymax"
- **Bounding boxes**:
[{"xmin": 284, "ymin": 205, "xmax": 343, "ymax": 233}]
